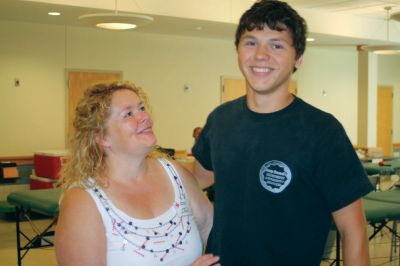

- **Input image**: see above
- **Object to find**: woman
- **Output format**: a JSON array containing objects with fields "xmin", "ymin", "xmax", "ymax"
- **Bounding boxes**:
[{"xmin": 55, "ymin": 81, "xmax": 218, "ymax": 266}]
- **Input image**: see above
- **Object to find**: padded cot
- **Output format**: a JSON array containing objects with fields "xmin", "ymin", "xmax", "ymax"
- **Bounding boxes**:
[
  {"xmin": 364, "ymin": 189, "xmax": 400, "ymax": 205},
  {"xmin": 7, "ymin": 188, "xmax": 61, "ymax": 266},
  {"xmin": 363, "ymin": 159, "xmax": 400, "ymax": 176},
  {"xmin": 332, "ymin": 197, "xmax": 400, "ymax": 266},
  {"xmin": 364, "ymin": 189, "xmax": 400, "ymax": 262},
  {"xmin": 362, "ymin": 160, "xmax": 400, "ymax": 191},
  {"xmin": 0, "ymin": 200, "xmax": 15, "ymax": 214},
  {"xmin": 364, "ymin": 198, "xmax": 400, "ymax": 239}
]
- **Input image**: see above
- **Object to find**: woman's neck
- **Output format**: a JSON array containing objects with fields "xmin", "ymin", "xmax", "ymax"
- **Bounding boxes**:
[{"xmin": 105, "ymin": 154, "xmax": 149, "ymax": 184}]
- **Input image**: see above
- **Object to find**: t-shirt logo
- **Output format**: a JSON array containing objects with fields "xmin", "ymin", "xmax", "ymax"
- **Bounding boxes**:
[{"xmin": 259, "ymin": 160, "xmax": 292, "ymax": 193}]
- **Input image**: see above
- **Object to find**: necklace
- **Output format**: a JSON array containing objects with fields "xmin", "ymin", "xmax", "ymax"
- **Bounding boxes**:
[{"xmin": 91, "ymin": 159, "xmax": 194, "ymax": 262}]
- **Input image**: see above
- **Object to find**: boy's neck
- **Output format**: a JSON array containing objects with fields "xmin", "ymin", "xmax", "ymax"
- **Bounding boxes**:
[{"xmin": 246, "ymin": 89, "xmax": 294, "ymax": 113}]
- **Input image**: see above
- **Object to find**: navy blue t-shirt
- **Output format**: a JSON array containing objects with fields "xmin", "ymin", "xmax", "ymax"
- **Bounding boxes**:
[{"xmin": 193, "ymin": 96, "xmax": 373, "ymax": 266}]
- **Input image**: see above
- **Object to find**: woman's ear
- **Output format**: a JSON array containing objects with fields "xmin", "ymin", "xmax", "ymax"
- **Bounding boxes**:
[{"xmin": 95, "ymin": 133, "xmax": 110, "ymax": 148}]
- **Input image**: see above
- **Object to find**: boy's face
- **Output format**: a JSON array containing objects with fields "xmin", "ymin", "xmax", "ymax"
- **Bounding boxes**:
[{"xmin": 237, "ymin": 26, "xmax": 303, "ymax": 96}]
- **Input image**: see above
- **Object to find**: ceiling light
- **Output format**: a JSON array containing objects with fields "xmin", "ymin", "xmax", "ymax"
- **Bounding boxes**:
[
  {"xmin": 79, "ymin": 0, "xmax": 153, "ymax": 30},
  {"xmin": 306, "ymin": 37, "xmax": 315, "ymax": 42},
  {"xmin": 48, "ymin": 12, "xmax": 60, "ymax": 16},
  {"xmin": 360, "ymin": 7, "xmax": 400, "ymax": 55},
  {"xmin": 79, "ymin": 13, "xmax": 153, "ymax": 30},
  {"xmin": 359, "ymin": 45, "xmax": 400, "ymax": 55},
  {"xmin": 391, "ymin": 11, "xmax": 400, "ymax": 22}
]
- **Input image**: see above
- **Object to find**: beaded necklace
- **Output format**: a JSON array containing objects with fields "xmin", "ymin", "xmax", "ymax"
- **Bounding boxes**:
[{"xmin": 90, "ymin": 158, "xmax": 194, "ymax": 262}]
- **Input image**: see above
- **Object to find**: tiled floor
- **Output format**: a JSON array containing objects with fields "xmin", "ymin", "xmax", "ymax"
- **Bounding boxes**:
[
  {"xmin": 0, "ymin": 214, "xmax": 57, "ymax": 266},
  {"xmin": 0, "ymin": 214, "xmax": 399, "ymax": 266},
  {"xmin": 321, "ymin": 225, "xmax": 400, "ymax": 266}
]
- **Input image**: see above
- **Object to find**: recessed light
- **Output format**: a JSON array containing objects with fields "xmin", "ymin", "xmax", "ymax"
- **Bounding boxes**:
[
  {"xmin": 48, "ymin": 12, "xmax": 61, "ymax": 16},
  {"xmin": 307, "ymin": 37, "xmax": 315, "ymax": 42},
  {"xmin": 360, "ymin": 45, "xmax": 400, "ymax": 55}
]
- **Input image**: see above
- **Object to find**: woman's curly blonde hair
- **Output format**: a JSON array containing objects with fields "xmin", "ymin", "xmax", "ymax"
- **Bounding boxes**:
[{"xmin": 58, "ymin": 81, "xmax": 153, "ymax": 190}]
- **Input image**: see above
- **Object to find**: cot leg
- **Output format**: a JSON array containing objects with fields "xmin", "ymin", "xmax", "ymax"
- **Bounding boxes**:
[
  {"xmin": 390, "ymin": 221, "xmax": 397, "ymax": 261},
  {"xmin": 376, "ymin": 175, "xmax": 381, "ymax": 191},
  {"xmin": 369, "ymin": 222, "xmax": 387, "ymax": 240},
  {"xmin": 336, "ymin": 229, "xmax": 341, "ymax": 266},
  {"xmin": 394, "ymin": 221, "xmax": 398, "ymax": 258},
  {"xmin": 15, "ymin": 206, "xmax": 22, "ymax": 266}
]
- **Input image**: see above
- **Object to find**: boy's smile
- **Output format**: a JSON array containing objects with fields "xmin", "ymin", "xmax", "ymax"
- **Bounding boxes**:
[{"xmin": 237, "ymin": 26, "xmax": 303, "ymax": 96}]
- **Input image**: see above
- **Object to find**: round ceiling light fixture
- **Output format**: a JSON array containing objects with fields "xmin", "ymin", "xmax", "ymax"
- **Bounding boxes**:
[
  {"xmin": 359, "ymin": 45, "xmax": 400, "ymax": 55},
  {"xmin": 79, "ymin": 0, "xmax": 153, "ymax": 30},
  {"xmin": 391, "ymin": 11, "xmax": 400, "ymax": 22},
  {"xmin": 79, "ymin": 13, "xmax": 153, "ymax": 30},
  {"xmin": 359, "ymin": 7, "xmax": 400, "ymax": 55}
]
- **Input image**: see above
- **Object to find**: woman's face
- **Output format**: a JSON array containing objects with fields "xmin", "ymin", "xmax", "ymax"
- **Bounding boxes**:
[{"xmin": 99, "ymin": 89, "xmax": 156, "ymax": 157}]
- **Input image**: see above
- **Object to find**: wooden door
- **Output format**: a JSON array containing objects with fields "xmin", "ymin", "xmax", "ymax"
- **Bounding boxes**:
[
  {"xmin": 221, "ymin": 77, "xmax": 298, "ymax": 103},
  {"xmin": 377, "ymin": 86, "xmax": 393, "ymax": 157},
  {"xmin": 221, "ymin": 78, "xmax": 246, "ymax": 103},
  {"xmin": 288, "ymin": 80, "xmax": 298, "ymax": 95},
  {"xmin": 67, "ymin": 71, "xmax": 122, "ymax": 139}
]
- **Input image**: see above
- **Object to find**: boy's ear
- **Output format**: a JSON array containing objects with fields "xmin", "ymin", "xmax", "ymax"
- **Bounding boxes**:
[{"xmin": 294, "ymin": 54, "xmax": 304, "ymax": 69}]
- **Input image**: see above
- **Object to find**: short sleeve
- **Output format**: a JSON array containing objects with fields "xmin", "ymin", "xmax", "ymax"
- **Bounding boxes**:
[
  {"xmin": 313, "ymin": 118, "xmax": 373, "ymax": 212},
  {"xmin": 192, "ymin": 115, "xmax": 213, "ymax": 171}
]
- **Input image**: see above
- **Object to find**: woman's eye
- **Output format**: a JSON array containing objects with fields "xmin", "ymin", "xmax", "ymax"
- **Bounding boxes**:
[
  {"xmin": 139, "ymin": 106, "xmax": 146, "ymax": 112},
  {"xmin": 123, "ymin": 111, "xmax": 133, "ymax": 118}
]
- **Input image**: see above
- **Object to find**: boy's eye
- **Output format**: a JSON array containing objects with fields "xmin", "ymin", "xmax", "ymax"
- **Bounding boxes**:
[
  {"xmin": 139, "ymin": 105, "xmax": 146, "ymax": 112},
  {"xmin": 245, "ymin": 40, "xmax": 256, "ymax": 46},
  {"xmin": 272, "ymin": 43, "xmax": 284, "ymax": 49}
]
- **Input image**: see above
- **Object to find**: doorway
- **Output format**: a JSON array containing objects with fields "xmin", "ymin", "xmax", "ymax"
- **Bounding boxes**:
[
  {"xmin": 221, "ymin": 76, "xmax": 298, "ymax": 103},
  {"xmin": 377, "ymin": 86, "xmax": 393, "ymax": 157},
  {"xmin": 66, "ymin": 70, "xmax": 122, "ymax": 141}
]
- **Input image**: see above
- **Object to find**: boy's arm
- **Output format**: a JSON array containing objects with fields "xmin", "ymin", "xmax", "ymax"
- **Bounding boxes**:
[
  {"xmin": 332, "ymin": 198, "xmax": 370, "ymax": 266},
  {"xmin": 192, "ymin": 160, "xmax": 214, "ymax": 189}
]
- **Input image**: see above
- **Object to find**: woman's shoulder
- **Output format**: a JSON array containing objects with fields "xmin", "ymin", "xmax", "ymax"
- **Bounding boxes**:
[
  {"xmin": 60, "ymin": 187, "xmax": 95, "ymax": 208},
  {"xmin": 148, "ymin": 157, "xmax": 179, "ymax": 171}
]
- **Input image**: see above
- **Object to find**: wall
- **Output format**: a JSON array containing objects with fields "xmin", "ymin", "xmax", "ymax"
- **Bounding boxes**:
[
  {"xmin": 0, "ymin": 22, "xmax": 66, "ymax": 156},
  {"xmin": 1, "ymin": 20, "xmax": 399, "ymax": 156},
  {"xmin": 296, "ymin": 46, "xmax": 359, "ymax": 143},
  {"xmin": 0, "ymin": 20, "xmax": 241, "ymax": 155},
  {"xmin": 67, "ymin": 25, "xmax": 243, "ymax": 151}
]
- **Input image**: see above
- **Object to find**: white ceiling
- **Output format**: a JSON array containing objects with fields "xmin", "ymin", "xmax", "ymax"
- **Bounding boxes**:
[
  {"xmin": 288, "ymin": 0, "xmax": 400, "ymax": 18},
  {"xmin": 1, "ymin": 0, "xmax": 400, "ymax": 46},
  {"xmin": 0, "ymin": 0, "xmax": 239, "ymax": 39}
]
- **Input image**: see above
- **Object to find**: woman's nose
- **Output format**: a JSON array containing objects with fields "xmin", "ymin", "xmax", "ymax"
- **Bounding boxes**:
[{"xmin": 136, "ymin": 111, "xmax": 152, "ymax": 124}]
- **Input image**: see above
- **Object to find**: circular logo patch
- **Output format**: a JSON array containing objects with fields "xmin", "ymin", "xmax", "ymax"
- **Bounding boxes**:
[{"xmin": 259, "ymin": 160, "xmax": 292, "ymax": 193}]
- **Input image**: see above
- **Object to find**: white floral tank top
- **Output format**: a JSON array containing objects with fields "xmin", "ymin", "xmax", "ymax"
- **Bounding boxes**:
[{"xmin": 86, "ymin": 158, "xmax": 203, "ymax": 266}]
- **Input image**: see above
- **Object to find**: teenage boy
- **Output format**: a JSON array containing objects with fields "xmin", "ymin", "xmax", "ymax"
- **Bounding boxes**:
[{"xmin": 192, "ymin": 1, "xmax": 373, "ymax": 265}]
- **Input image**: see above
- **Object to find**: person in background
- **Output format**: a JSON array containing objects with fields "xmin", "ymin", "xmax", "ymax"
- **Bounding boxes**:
[
  {"xmin": 192, "ymin": 127, "xmax": 203, "ymax": 140},
  {"xmin": 191, "ymin": 1, "xmax": 373, "ymax": 265},
  {"xmin": 55, "ymin": 81, "xmax": 219, "ymax": 266}
]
